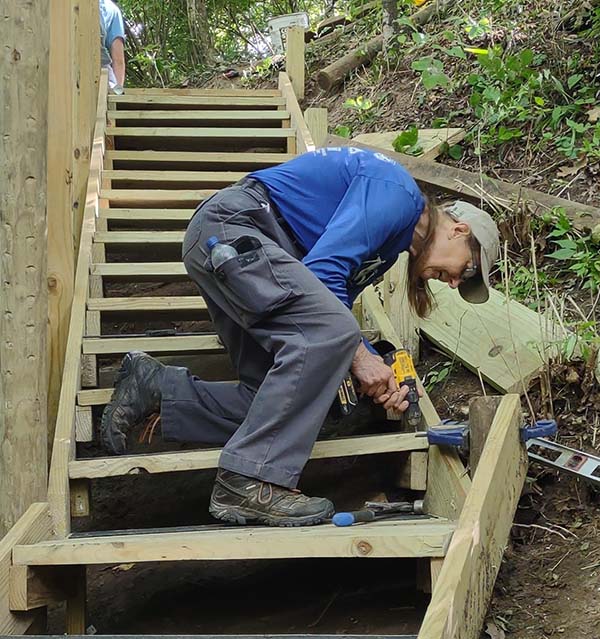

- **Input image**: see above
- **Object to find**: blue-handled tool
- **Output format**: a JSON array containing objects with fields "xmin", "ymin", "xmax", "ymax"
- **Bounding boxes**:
[{"xmin": 332, "ymin": 499, "xmax": 425, "ymax": 527}]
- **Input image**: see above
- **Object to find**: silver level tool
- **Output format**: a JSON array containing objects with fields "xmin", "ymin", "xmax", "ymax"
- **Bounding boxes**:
[{"xmin": 526, "ymin": 438, "xmax": 600, "ymax": 487}]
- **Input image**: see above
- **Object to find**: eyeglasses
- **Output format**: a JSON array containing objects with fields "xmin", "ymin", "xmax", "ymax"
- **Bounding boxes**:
[{"xmin": 460, "ymin": 245, "xmax": 479, "ymax": 282}]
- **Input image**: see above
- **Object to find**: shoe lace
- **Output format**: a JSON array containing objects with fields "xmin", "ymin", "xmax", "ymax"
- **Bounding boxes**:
[{"xmin": 138, "ymin": 413, "xmax": 160, "ymax": 444}]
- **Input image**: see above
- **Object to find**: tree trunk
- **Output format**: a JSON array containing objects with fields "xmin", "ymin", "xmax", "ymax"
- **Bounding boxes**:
[
  {"xmin": 382, "ymin": 0, "xmax": 399, "ymax": 54},
  {"xmin": 186, "ymin": 0, "xmax": 214, "ymax": 68}
]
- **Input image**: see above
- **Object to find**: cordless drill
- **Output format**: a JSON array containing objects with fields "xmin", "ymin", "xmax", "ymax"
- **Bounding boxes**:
[{"xmin": 336, "ymin": 342, "xmax": 422, "ymax": 428}]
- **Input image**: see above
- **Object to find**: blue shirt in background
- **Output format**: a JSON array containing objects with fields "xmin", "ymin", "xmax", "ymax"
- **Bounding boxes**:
[
  {"xmin": 100, "ymin": 0, "xmax": 125, "ymax": 69},
  {"xmin": 250, "ymin": 147, "xmax": 424, "ymax": 309}
]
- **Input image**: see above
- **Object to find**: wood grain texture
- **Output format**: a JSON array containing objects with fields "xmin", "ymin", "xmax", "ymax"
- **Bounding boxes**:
[
  {"xmin": 278, "ymin": 72, "xmax": 314, "ymax": 154},
  {"xmin": 108, "ymin": 94, "xmax": 286, "ymax": 107}
]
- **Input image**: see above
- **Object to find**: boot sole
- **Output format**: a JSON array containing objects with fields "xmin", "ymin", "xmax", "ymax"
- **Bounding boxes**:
[
  {"xmin": 209, "ymin": 499, "xmax": 334, "ymax": 527},
  {"xmin": 100, "ymin": 355, "xmax": 136, "ymax": 455}
]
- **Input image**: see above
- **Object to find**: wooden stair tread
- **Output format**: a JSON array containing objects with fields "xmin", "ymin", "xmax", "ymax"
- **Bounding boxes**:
[
  {"xmin": 107, "ymin": 126, "xmax": 295, "ymax": 138},
  {"xmin": 106, "ymin": 150, "xmax": 294, "ymax": 165},
  {"xmin": 87, "ymin": 296, "xmax": 206, "ymax": 312},
  {"xmin": 99, "ymin": 189, "xmax": 216, "ymax": 204},
  {"xmin": 107, "ymin": 109, "xmax": 290, "ymax": 121},
  {"xmin": 69, "ymin": 432, "xmax": 429, "ymax": 478},
  {"xmin": 91, "ymin": 262, "xmax": 188, "ymax": 277},
  {"xmin": 103, "ymin": 170, "xmax": 248, "ymax": 183},
  {"xmin": 108, "ymin": 95, "xmax": 286, "ymax": 107},
  {"xmin": 13, "ymin": 518, "xmax": 453, "ymax": 565},
  {"xmin": 95, "ymin": 231, "xmax": 185, "ymax": 243},
  {"xmin": 117, "ymin": 88, "xmax": 282, "ymax": 97},
  {"xmin": 82, "ymin": 334, "xmax": 223, "ymax": 355}
]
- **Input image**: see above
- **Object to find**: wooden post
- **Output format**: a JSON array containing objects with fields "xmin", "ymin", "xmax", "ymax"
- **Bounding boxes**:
[
  {"xmin": 72, "ymin": 0, "xmax": 101, "ymax": 253},
  {"xmin": 304, "ymin": 107, "xmax": 328, "ymax": 147},
  {"xmin": 384, "ymin": 254, "xmax": 420, "ymax": 361},
  {"xmin": 285, "ymin": 26, "xmax": 305, "ymax": 99},
  {"xmin": 0, "ymin": 0, "xmax": 50, "ymax": 537},
  {"xmin": 65, "ymin": 566, "xmax": 86, "ymax": 634},
  {"xmin": 469, "ymin": 395, "xmax": 503, "ymax": 477},
  {"xmin": 47, "ymin": 0, "xmax": 76, "ymax": 449}
]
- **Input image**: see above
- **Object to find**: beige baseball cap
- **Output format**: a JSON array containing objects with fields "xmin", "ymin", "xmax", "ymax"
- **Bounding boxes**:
[{"xmin": 446, "ymin": 201, "xmax": 500, "ymax": 304}]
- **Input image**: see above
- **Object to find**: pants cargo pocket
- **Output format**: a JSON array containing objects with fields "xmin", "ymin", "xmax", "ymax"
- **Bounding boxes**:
[{"xmin": 215, "ymin": 236, "xmax": 301, "ymax": 325}]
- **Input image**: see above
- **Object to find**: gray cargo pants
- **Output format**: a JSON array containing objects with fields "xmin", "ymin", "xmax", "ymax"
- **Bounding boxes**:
[{"xmin": 160, "ymin": 178, "xmax": 362, "ymax": 488}]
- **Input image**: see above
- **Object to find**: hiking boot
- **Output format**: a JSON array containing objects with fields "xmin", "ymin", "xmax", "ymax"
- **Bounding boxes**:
[
  {"xmin": 209, "ymin": 469, "xmax": 334, "ymax": 527},
  {"xmin": 100, "ymin": 351, "xmax": 165, "ymax": 455}
]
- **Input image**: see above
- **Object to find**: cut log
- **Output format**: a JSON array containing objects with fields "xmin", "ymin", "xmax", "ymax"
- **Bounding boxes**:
[{"xmin": 317, "ymin": 0, "xmax": 454, "ymax": 91}]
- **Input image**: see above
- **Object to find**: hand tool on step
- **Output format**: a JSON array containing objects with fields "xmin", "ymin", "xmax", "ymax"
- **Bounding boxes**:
[{"xmin": 332, "ymin": 499, "xmax": 425, "ymax": 527}]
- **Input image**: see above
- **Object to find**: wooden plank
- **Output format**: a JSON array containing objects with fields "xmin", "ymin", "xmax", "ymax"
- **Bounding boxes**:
[
  {"xmin": 14, "ymin": 519, "xmax": 455, "ymax": 565},
  {"xmin": 75, "ymin": 406, "xmax": 92, "ymax": 442},
  {"xmin": 397, "ymin": 451, "xmax": 428, "ymax": 491},
  {"xmin": 95, "ymin": 231, "xmax": 184, "ymax": 244},
  {"xmin": 104, "ymin": 170, "xmax": 247, "ymax": 184},
  {"xmin": 100, "ymin": 189, "xmax": 216, "ymax": 205},
  {"xmin": 106, "ymin": 150, "xmax": 294, "ymax": 166},
  {"xmin": 384, "ymin": 254, "xmax": 419, "ymax": 361},
  {"xmin": 327, "ymin": 134, "xmax": 600, "ymax": 231},
  {"xmin": 69, "ymin": 480, "xmax": 90, "ymax": 518},
  {"xmin": 9, "ymin": 565, "xmax": 68, "ymax": 611},
  {"xmin": 120, "ymin": 88, "xmax": 281, "ymax": 97},
  {"xmin": 468, "ymin": 396, "xmax": 503, "ymax": 476},
  {"xmin": 69, "ymin": 432, "xmax": 429, "ymax": 479},
  {"xmin": 65, "ymin": 566, "xmax": 86, "ymax": 634},
  {"xmin": 47, "ymin": 71, "xmax": 108, "ymax": 538},
  {"xmin": 286, "ymin": 26, "xmax": 305, "ymax": 100},
  {"xmin": 1, "ymin": 0, "xmax": 49, "ymax": 536},
  {"xmin": 87, "ymin": 296, "xmax": 206, "ymax": 312},
  {"xmin": 106, "ymin": 126, "xmax": 295, "ymax": 139},
  {"xmin": 77, "ymin": 388, "xmax": 113, "ymax": 407},
  {"xmin": 278, "ymin": 72, "xmax": 314, "ymax": 154},
  {"xmin": 108, "ymin": 95, "xmax": 286, "ymax": 107},
  {"xmin": 81, "ymin": 334, "xmax": 223, "ymax": 355},
  {"xmin": 99, "ymin": 208, "xmax": 194, "ymax": 221},
  {"xmin": 0, "ymin": 504, "xmax": 54, "ymax": 634},
  {"xmin": 107, "ymin": 109, "xmax": 290, "ymax": 121},
  {"xmin": 353, "ymin": 128, "xmax": 465, "ymax": 161},
  {"xmin": 304, "ymin": 107, "xmax": 328, "ymax": 147},
  {"xmin": 92, "ymin": 262, "xmax": 188, "ymax": 277},
  {"xmin": 421, "ymin": 282, "xmax": 567, "ymax": 394},
  {"xmin": 418, "ymin": 395, "xmax": 528, "ymax": 639}
]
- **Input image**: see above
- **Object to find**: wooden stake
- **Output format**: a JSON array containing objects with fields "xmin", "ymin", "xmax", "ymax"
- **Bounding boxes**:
[
  {"xmin": 468, "ymin": 395, "xmax": 503, "ymax": 477},
  {"xmin": 304, "ymin": 107, "xmax": 328, "ymax": 147},
  {"xmin": 0, "ymin": 0, "xmax": 49, "ymax": 536},
  {"xmin": 285, "ymin": 26, "xmax": 305, "ymax": 99}
]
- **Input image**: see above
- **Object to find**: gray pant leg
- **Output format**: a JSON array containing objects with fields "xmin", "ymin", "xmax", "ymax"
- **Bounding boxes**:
[{"xmin": 176, "ymin": 188, "xmax": 360, "ymax": 488}]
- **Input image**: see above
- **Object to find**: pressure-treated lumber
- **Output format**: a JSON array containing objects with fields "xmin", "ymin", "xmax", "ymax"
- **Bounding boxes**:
[
  {"xmin": 92, "ymin": 262, "xmax": 188, "ymax": 278},
  {"xmin": 48, "ymin": 72, "xmax": 108, "ymax": 537},
  {"xmin": 421, "ymin": 282, "xmax": 568, "ymax": 394},
  {"xmin": 81, "ymin": 335, "xmax": 223, "ymax": 355},
  {"xmin": 100, "ymin": 188, "xmax": 216, "ymax": 206},
  {"xmin": 304, "ymin": 107, "xmax": 328, "ymax": 147},
  {"xmin": 103, "ymin": 170, "xmax": 247, "ymax": 185},
  {"xmin": 0, "ymin": 504, "xmax": 53, "ymax": 634},
  {"xmin": 328, "ymin": 134, "xmax": 600, "ymax": 230},
  {"xmin": 95, "ymin": 231, "xmax": 186, "ymax": 244},
  {"xmin": 107, "ymin": 109, "xmax": 290, "ymax": 122},
  {"xmin": 99, "ymin": 208, "xmax": 194, "ymax": 221},
  {"xmin": 9, "ymin": 565, "xmax": 72, "ymax": 611},
  {"xmin": 279, "ymin": 72, "xmax": 315, "ymax": 154},
  {"xmin": 0, "ymin": 0, "xmax": 49, "ymax": 536},
  {"xmin": 87, "ymin": 296, "xmax": 207, "ymax": 312},
  {"xmin": 122, "ymin": 88, "xmax": 281, "ymax": 96},
  {"xmin": 69, "ymin": 432, "xmax": 429, "ymax": 479},
  {"xmin": 468, "ymin": 396, "xmax": 503, "ymax": 476},
  {"xmin": 106, "ymin": 150, "xmax": 294, "ymax": 167},
  {"xmin": 353, "ymin": 128, "xmax": 466, "ymax": 161},
  {"xmin": 418, "ymin": 394, "xmax": 528, "ymax": 639},
  {"xmin": 14, "ymin": 518, "xmax": 454, "ymax": 565},
  {"xmin": 285, "ymin": 26, "xmax": 305, "ymax": 99},
  {"xmin": 107, "ymin": 126, "xmax": 295, "ymax": 140},
  {"xmin": 108, "ymin": 95, "xmax": 286, "ymax": 108}
]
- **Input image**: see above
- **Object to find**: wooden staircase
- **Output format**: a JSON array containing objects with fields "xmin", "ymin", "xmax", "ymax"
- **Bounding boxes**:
[{"xmin": 4, "ymin": 71, "xmax": 528, "ymax": 639}]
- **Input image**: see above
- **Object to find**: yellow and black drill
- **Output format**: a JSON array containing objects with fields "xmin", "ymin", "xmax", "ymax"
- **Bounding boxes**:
[{"xmin": 336, "ymin": 341, "xmax": 422, "ymax": 428}]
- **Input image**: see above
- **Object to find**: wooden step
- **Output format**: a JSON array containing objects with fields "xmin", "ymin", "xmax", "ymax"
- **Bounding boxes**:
[
  {"xmin": 91, "ymin": 262, "xmax": 187, "ymax": 278},
  {"xmin": 99, "ymin": 208, "xmax": 194, "ymax": 221},
  {"xmin": 120, "ymin": 88, "xmax": 282, "ymax": 97},
  {"xmin": 95, "ymin": 231, "xmax": 184, "ymax": 244},
  {"xmin": 70, "ymin": 432, "xmax": 429, "ymax": 479},
  {"xmin": 107, "ymin": 127, "xmax": 295, "ymax": 140},
  {"xmin": 106, "ymin": 150, "xmax": 294, "ymax": 168},
  {"xmin": 108, "ymin": 95, "xmax": 286, "ymax": 108},
  {"xmin": 13, "ymin": 518, "xmax": 454, "ymax": 565},
  {"xmin": 82, "ymin": 334, "xmax": 223, "ymax": 355},
  {"xmin": 87, "ymin": 296, "xmax": 206, "ymax": 312},
  {"xmin": 103, "ymin": 170, "xmax": 247, "ymax": 186},
  {"xmin": 99, "ymin": 189, "xmax": 215, "ymax": 206},
  {"xmin": 107, "ymin": 109, "xmax": 290, "ymax": 122}
]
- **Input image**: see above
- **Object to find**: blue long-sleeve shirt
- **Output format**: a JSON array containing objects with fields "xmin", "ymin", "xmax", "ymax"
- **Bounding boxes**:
[{"xmin": 250, "ymin": 147, "xmax": 424, "ymax": 309}]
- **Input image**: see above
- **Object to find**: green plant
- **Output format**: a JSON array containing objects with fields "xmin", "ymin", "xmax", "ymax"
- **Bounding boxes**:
[
  {"xmin": 392, "ymin": 125, "xmax": 423, "ymax": 155},
  {"xmin": 334, "ymin": 125, "xmax": 352, "ymax": 138},
  {"xmin": 343, "ymin": 96, "xmax": 375, "ymax": 123},
  {"xmin": 423, "ymin": 360, "xmax": 453, "ymax": 393},
  {"xmin": 411, "ymin": 56, "xmax": 450, "ymax": 90},
  {"xmin": 546, "ymin": 212, "xmax": 600, "ymax": 292}
]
